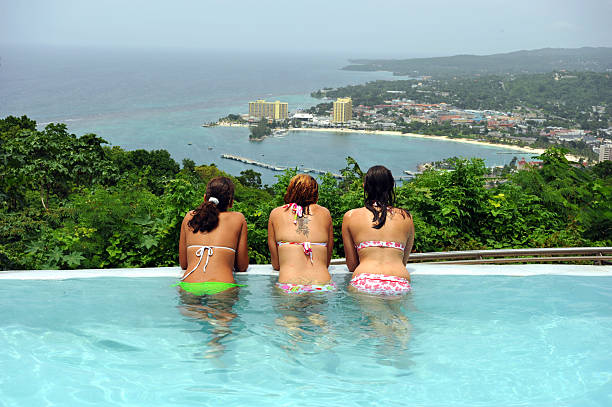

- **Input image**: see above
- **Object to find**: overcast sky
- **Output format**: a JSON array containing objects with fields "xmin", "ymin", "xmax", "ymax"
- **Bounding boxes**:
[{"xmin": 1, "ymin": 0, "xmax": 611, "ymax": 57}]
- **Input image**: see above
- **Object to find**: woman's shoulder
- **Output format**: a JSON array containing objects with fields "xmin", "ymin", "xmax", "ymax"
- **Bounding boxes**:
[
  {"xmin": 390, "ymin": 206, "xmax": 412, "ymax": 219},
  {"xmin": 223, "ymin": 211, "xmax": 246, "ymax": 222},
  {"xmin": 269, "ymin": 205, "xmax": 285, "ymax": 217},
  {"xmin": 344, "ymin": 207, "xmax": 368, "ymax": 218},
  {"xmin": 311, "ymin": 203, "xmax": 330, "ymax": 217}
]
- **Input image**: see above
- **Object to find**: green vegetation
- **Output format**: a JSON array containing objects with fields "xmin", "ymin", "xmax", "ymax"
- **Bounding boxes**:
[
  {"xmin": 343, "ymin": 47, "xmax": 612, "ymax": 77},
  {"xmin": 1, "ymin": 116, "xmax": 610, "ymax": 270},
  {"xmin": 249, "ymin": 120, "xmax": 272, "ymax": 140},
  {"xmin": 219, "ymin": 113, "xmax": 245, "ymax": 123},
  {"xmin": 313, "ymin": 72, "xmax": 611, "ymax": 124}
]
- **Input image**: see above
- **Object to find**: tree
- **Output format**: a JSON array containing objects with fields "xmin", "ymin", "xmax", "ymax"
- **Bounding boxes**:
[
  {"xmin": 237, "ymin": 169, "xmax": 262, "ymax": 188},
  {"xmin": 182, "ymin": 158, "xmax": 196, "ymax": 172},
  {"xmin": 249, "ymin": 120, "xmax": 272, "ymax": 140}
]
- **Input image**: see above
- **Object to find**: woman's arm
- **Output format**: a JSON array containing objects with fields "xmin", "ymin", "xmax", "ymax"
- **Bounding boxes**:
[
  {"xmin": 235, "ymin": 214, "xmax": 249, "ymax": 272},
  {"xmin": 179, "ymin": 213, "xmax": 189, "ymax": 270},
  {"xmin": 267, "ymin": 209, "xmax": 280, "ymax": 271},
  {"xmin": 326, "ymin": 209, "xmax": 334, "ymax": 267},
  {"xmin": 402, "ymin": 215, "xmax": 415, "ymax": 265},
  {"xmin": 341, "ymin": 210, "xmax": 359, "ymax": 272}
]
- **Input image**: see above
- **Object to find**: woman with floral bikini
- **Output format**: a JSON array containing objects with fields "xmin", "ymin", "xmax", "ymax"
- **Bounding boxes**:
[
  {"xmin": 342, "ymin": 165, "xmax": 415, "ymax": 295},
  {"xmin": 268, "ymin": 174, "xmax": 335, "ymax": 294}
]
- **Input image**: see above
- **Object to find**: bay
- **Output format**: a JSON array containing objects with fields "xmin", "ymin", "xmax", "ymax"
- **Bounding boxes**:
[{"xmin": 0, "ymin": 45, "xmax": 528, "ymax": 184}]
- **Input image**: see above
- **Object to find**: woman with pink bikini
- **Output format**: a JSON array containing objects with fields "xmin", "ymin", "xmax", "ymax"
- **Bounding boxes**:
[{"xmin": 342, "ymin": 165, "xmax": 415, "ymax": 295}]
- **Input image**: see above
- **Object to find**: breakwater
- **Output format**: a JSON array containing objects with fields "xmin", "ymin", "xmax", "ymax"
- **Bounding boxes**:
[
  {"xmin": 220, "ymin": 154, "xmax": 417, "ymax": 181},
  {"xmin": 221, "ymin": 154, "xmax": 344, "ymax": 179}
]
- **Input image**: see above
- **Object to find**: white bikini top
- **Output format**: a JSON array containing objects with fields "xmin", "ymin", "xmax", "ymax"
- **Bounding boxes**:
[{"xmin": 181, "ymin": 245, "xmax": 236, "ymax": 281}]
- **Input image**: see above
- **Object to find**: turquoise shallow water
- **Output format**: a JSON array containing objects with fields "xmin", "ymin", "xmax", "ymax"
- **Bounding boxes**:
[
  {"xmin": 1, "ymin": 275, "xmax": 611, "ymax": 406},
  {"xmin": 0, "ymin": 46, "xmax": 529, "ymax": 183}
]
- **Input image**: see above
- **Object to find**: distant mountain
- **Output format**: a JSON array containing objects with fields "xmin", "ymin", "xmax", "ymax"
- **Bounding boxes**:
[{"xmin": 342, "ymin": 47, "xmax": 612, "ymax": 77}]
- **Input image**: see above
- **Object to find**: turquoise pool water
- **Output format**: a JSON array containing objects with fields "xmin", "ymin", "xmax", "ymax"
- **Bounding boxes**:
[{"xmin": 1, "ymin": 274, "xmax": 611, "ymax": 406}]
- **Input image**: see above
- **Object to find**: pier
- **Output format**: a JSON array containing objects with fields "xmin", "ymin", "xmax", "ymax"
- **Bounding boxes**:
[
  {"xmin": 221, "ymin": 154, "xmax": 344, "ymax": 179},
  {"xmin": 221, "ymin": 154, "xmax": 414, "ymax": 182}
]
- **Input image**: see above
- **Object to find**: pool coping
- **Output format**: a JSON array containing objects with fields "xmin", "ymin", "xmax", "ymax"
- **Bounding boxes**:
[{"xmin": 1, "ymin": 264, "xmax": 611, "ymax": 280}]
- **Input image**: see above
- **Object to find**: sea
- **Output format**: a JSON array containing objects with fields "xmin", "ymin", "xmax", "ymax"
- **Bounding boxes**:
[{"xmin": 0, "ymin": 45, "xmax": 529, "ymax": 184}]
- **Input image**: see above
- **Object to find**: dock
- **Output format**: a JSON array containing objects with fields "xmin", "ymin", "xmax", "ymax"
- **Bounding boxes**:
[
  {"xmin": 220, "ymin": 154, "xmax": 416, "ymax": 182},
  {"xmin": 220, "ymin": 154, "xmax": 343, "ymax": 178}
]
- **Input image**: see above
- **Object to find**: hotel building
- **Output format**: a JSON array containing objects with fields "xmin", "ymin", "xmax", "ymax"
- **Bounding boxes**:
[
  {"xmin": 333, "ymin": 97, "xmax": 352, "ymax": 123},
  {"xmin": 248, "ymin": 100, "xmax": 288, "ymax": 120},
  {"xmin": 599, "ymin": 144, "xmax": 612, "ymax": 162}
]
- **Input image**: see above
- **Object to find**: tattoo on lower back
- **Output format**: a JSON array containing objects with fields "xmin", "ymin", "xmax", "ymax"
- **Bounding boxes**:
[{"xmin": 296, "ymin": 216, "xmax": 310, "ymax": 236}]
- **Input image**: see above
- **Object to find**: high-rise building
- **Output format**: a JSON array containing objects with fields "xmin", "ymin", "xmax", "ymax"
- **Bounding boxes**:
[
  {"xmin": 333, "ymin": 97, "xmax": 352, "ymax": 123},
  {"xmin": 248, "ymin": 100, "xmax": 288, "ymax": 120},
  {"xmin": 599, "ymin": 144, "xmax": 612, "ymax": 162}
]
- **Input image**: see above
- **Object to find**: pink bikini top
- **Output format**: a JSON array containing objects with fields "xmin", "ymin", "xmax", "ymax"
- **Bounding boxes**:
[{"xmin": 355, "ymin": 241, "xmax": 406, "ymax": 251}]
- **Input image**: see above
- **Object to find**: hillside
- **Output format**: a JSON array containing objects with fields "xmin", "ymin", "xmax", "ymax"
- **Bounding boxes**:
[{"xmin": 342, "ymin": 47, "xmax": 612, "ymax": 77}]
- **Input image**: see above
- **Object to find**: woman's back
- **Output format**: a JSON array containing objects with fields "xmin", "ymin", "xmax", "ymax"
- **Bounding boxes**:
[
  {"xmin": 180, "ymin": 210, "xmax": 248, "ymax": 283},
  {"xmin": 268, "ymin": 203, "xmax": 333, "ymax": 284},
  {"xmin": 178, "ymin": 176, "xmax": 248, "ymax": 288},
  {"xmin": 343, "ymin": 206, "xmax": 413, "ymax": 279}
]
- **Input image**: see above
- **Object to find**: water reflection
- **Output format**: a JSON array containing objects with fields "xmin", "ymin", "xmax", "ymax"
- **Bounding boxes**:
[
  {"xmin": 347, "ymin": 277, "xmax": 415, "ymax": 367},
  {"xmin": 273, "ymin": 287, "xmax": 337, "ymax": 354},
  {"xmin": 177, "ymin": 287, "xmax": 240, "ymax": 359}
]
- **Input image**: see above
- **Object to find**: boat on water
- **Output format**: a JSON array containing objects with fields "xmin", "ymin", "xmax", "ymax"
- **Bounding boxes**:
[
  {"xmin": 273, "ymin": 129, "xmax": 288, "ymax": 136},
  {"xmin": 208, "ymin": 146, "xmax": 213, "ymax": 150}
]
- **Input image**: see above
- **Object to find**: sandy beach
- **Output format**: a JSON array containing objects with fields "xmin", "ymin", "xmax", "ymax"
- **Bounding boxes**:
[
  {"xmin": 214, "ymin": 123, "xmax": 582, "ymax": 161},
  {"xmin": 289, "ymin": 127, "xmax": 549, "ymax": 155}
]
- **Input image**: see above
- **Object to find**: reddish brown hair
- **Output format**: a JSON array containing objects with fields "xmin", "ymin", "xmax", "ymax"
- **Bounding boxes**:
[{"xmin": 284, "ymin": 174, "xmax": 318, "ymax": 213}]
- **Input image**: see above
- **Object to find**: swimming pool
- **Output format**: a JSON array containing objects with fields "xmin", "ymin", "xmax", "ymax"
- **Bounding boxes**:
[{"xmin": 1, "ymin": 265, "xmax": 611, "ymax": 406}]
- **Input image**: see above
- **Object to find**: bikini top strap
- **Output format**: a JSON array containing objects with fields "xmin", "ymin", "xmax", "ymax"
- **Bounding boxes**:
[
  {"xmin": 355, "ymin": 241, "xmax": 405, "ymax": 251},
  {"xmin": 276, "ymin": 241, "xmax": 327, "ymax": 264},
  {"xmin": 277, "ymin": 241, "xmax": 327, "ymax": 247},
  {"xmin": 282, "ymin": 203, "xmax": 303, "ymax": 224},
  {"xmin": 181, "ymin": 245, "xmax": 236, "ymax": 281}
]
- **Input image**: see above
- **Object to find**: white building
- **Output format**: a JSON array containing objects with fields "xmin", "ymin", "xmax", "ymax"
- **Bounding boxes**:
[{"xmin": 599, "ymin": 144, "xmax": 612, "ymax": 162}]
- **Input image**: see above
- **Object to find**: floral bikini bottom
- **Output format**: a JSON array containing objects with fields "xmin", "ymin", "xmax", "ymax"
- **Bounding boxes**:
[
  {"xmin": 275, "ymin": 282, "xmax": 337, "ymax": 294},
  {"xmin": 350, "ymin": 273, "xmax": 411, "ymax": 296}
]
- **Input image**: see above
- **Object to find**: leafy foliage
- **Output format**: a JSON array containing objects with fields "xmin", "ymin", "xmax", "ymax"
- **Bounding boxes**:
[
  {"xmin": 342, "ymin": 47, "xmax": 612, "ymax": 77},
  {"xmin": 1, "ymin": 116, "xmax": 610, "ymax": 270},
  {"xmin": 312, "ymin": 72, "xmax": 612, "ymax": 128}
]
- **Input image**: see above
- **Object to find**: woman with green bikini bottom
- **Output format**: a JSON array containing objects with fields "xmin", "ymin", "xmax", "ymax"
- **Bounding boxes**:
[{"xmin": 177, "ymin": 176, "xmax": 249, "ymax": 295}]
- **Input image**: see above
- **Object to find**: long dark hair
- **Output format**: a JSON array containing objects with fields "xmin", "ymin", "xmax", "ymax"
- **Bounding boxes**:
[
  {"xmin": 364, "ymin": 165, "xmax": 408, "ymax": 229},
  {"xmin": 284, "ymin": 174, "xmax": 318, "ymax": 214},
  {"xmin": 188, "ymin": 177, "xmax": 235, "ymax": 233}
]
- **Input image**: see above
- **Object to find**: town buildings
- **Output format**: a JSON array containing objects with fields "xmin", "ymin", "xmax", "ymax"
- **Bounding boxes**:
[
  {"xmin": 248, "ymin": 100, "xmax": 288, "ymax": 120},
  {"xmin": 599, "ymin": 144, "xmax": 612, "ymax": 162},
  {"xmin": 332, "ymin": 97, "xmax": 352, "ymax": 123}
]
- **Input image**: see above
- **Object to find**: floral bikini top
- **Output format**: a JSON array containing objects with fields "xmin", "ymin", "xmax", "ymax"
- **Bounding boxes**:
[
  {"xmin": 355, "ymin": 241, "xmax": 406, "ymax": 251},
  {"xmin": 277, "ymin": 203, "xmax": 327, "ymax": 263}
]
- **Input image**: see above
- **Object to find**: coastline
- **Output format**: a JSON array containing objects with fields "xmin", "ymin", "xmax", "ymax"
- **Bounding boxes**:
[
  {"xmin": 217, "ymin": 123, "xmax": 556, "ymax": 157},
  {"xmin": 213, "ymin": 122, "xmax": 578, "ymax": 159},
  {"xmin": 289, "ymin": 127, "xmax": 549, "ymax": 156}
]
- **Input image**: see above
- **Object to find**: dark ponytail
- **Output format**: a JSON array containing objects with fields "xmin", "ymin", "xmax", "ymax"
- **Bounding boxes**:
[
  {"xmin": 188, "ymin": 177, "xmax": 235, "ymax": 233},
  {"xmin": 363, "ymin": 165, "xmax": 408, "ymax": 229}
]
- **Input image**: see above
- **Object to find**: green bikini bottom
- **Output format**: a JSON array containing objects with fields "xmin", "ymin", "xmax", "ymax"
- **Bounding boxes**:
[{"xmin": 174, "ymin": 281, "xmax": 246, "ymax": 296}]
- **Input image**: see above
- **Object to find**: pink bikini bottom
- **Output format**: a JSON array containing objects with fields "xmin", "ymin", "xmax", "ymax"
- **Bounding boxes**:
[{"xmin": 350, "ymin": 273, "xmax": 411, "ymax": 296}]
